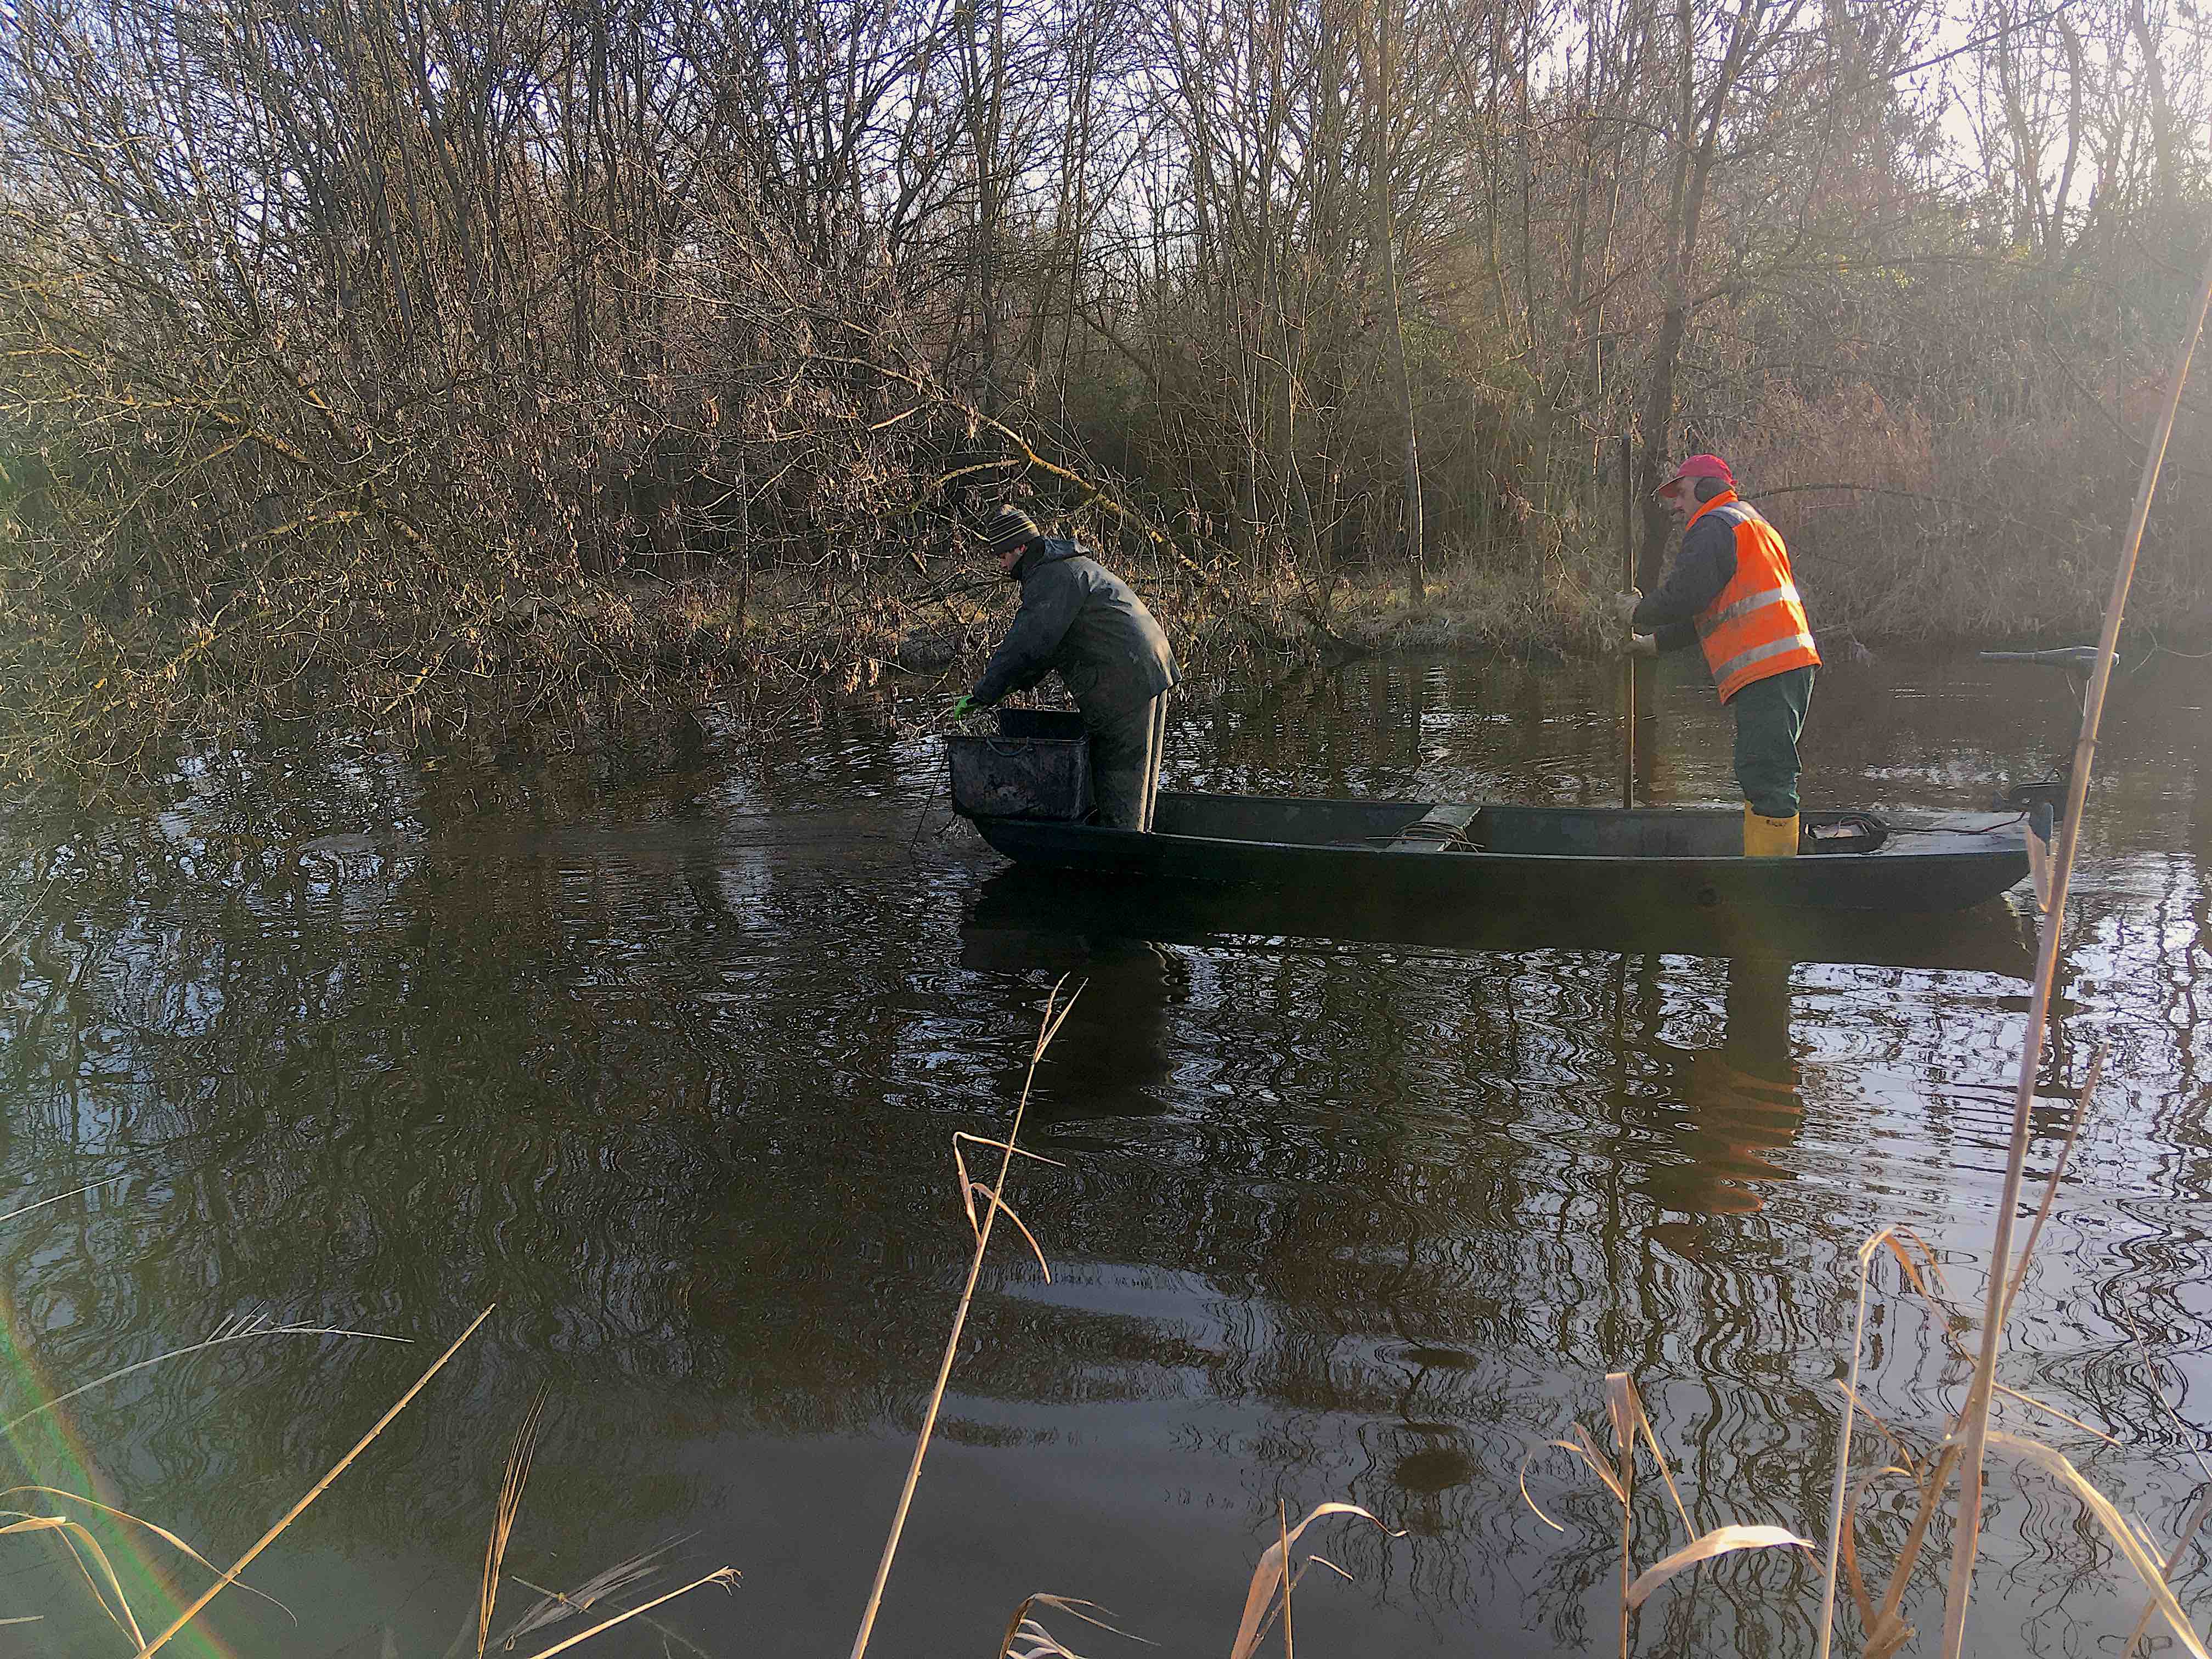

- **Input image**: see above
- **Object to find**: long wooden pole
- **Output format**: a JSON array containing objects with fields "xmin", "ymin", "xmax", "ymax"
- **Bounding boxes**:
[
  {"xmin": 1938, "ymin": 233, "xmax": 2212, "ymax": 1659},
  {"xmin": 1618, "ymin": 433, "xmax": 1635, "ymax": 809}
]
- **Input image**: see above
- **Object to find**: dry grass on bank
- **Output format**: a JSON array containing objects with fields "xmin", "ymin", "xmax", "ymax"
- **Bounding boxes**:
[
  {"xmin": 560, "ymin": 525, "xmax": 1622, "ymax": 707},
  {"xmin": 9, "ymin": 469, "xmax": 2208, "ymax": 808},
  {"xmin": 479, "ymin": 494, "xmax": 2202, "ymax": 727}
]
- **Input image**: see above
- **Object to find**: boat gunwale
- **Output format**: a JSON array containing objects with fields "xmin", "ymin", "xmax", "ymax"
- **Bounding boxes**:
[{"xmin": 1032, "ymin": 791, "xmax": 2029, "ymax": 869}]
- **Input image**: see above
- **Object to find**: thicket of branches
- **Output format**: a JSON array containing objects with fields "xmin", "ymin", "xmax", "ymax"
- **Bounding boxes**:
[{"xmin": 1, "ymin": 0, "xmax": 2208, "ymax": 786}]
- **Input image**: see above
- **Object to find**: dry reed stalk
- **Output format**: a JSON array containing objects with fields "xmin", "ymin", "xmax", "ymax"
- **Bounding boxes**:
[
  {"xmin": 3, "ymin": 1316, "xmax": 409, "ymax": 1434},
  {"xmin": 994, "ymin": 1594, "xmax": 1149, "ymax": 1659},
  {"xmin": 478, "ymin": 1389, "xmax": 548, "ymax": 1657},
  {"xmin": 1988, "ymin": 1432, "xmax": 2210, "ymax": 1658},
  {"xmin": 0, "ymin": 1177, "xmax": 116, "ymax": 1228},
  {"xmin": 1816, "ymin": 1229, "xmax": 1904, "ymax": 1658},
  {"xmin": 845, "ymin": 980, "xmax": 1080, "ymax": 1659},
  {"xmin": 1000, "ymin": 1620, "xmax": 1081, "ymax": 1659},
  {"xmin": 0, "ymin": 1486, "xmax": 292, "ymax": 1621},
  {"xmin": 510, "ymin": 1568, "xmax": 738, "ymax": 1659},
  {"xmin": 2124, "ymin": 1481, "xmax": 2212, "ymax": 1658},
  {"xmin": 501, "ymin": 1542, "xmax": 700, "ymax": 1652},
  {"xmin": 1822, "ymin": 1048, "xmax": 2109, "ymax": 1656},
  {"xmin": 0, "ymin": 1510, "xmax": 148, "ymax": 1647},
  {"xmin": 1277, "ymin": 1502, "xmax": 1293, "ymax": 1659},
  {"xmin": 2111, "ymin": 1312, "xmax": 2212, "ymax": 1658},
  {"xmin": 1864, "ymin": 1443, "xmax": 1961, "ymax": 1659},
  {"xmin": 1939, "ymin": 236, "xmax": 2212, "ymax": 1659},
  {"xmin": 1625, "ymin": 1527, "xmax": 1810, "ymax": 1610},
  {"xmin": 1527, "ymin": 1373, "xmax": 1810, "ymax": 1653},
  {"xmin": 1997, "ymin": 1040, "xmax": 2106, "ymax": 1333},
  {"xmin": 1820, "ymin": 1242, "xmax": 1962, "ymax": 1659},
  {"xmin": 1612, "ymin": 1391, "xmax": 1634, "ymax": 1659},
  {"xmin": 134, "ymin": 1303, "xmax": 495, "ymax": 1659},
  {"xmin": 1836, "ymin": 1460, "xmax": 1906, "ymax": 1629},
  {"xmin": 1288, "ymin": 1559, "xmax": 1357, "ymax": 1615},
  {"xmin": 1225, "ymin": 1501, "xmax": 1391, "ymax": 1659}
]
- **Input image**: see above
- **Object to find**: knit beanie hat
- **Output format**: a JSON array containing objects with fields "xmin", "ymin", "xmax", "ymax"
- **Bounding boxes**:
[{"xmin": 985, "ymin": 507, "xmax": 1041, "ymax": 557}]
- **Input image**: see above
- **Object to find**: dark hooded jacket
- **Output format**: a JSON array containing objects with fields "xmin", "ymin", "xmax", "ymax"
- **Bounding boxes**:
[
  {"xmin": 1631, "ymin": 501, "xmax": 1739, "ymax": 654},
  {"xmin": 972, "ymin": 540, "xmax": 1181, "ymax": 715}
]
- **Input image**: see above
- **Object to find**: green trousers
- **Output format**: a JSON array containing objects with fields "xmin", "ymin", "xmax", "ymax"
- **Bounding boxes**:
[{"xmin": 1729, "ymin": 665, "xmax": 1815, "ymax": 819}]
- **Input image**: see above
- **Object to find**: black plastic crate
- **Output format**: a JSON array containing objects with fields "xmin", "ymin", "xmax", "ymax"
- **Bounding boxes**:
[{"xmin": 948, "ymin": 708, "xmax": 1093, "ymax": 820}]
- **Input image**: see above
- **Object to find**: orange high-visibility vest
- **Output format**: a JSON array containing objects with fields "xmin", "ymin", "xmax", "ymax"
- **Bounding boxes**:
[{"xmin": 1686, "ymin": 492, "xmax": 1820, "ymax": 702}]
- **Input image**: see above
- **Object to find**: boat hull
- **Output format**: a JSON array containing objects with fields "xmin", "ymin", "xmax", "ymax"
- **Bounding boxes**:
[{"xmin": 969, "ymin": 792, "xmax": 2034, "ymax": 916}]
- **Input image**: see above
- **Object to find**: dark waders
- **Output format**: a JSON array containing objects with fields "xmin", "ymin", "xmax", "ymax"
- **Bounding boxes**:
[
  {"xmin": 1731, "ymin": 665, "xmax": 1815, "ymax": 819},
  {"xmin": 1090, "ymin": 693, "xmax": 1171, "ymax": 830}
]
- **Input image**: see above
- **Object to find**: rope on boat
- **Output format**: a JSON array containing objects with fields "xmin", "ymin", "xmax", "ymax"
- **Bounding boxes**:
[
  {"xmin": 1373, "ymin": 822, "xmax": 1479, "ymax": 850},
  {"xmin": 1936, "ymin": 810, "xmax": 2030, "ymax": 836}
]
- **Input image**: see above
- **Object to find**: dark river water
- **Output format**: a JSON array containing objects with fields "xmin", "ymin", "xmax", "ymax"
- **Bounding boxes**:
[{"xmin": 1, "ymin": 646, "xmax": 2208, "ymax": 1657}]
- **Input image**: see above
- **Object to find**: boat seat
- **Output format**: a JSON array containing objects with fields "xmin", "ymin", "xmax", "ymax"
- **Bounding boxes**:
[{"xmin": 1389, "ymin": 803, "xmax": 1481, "ymax": 853}]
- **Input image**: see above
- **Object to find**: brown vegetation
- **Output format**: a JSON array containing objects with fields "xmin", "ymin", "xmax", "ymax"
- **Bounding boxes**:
[{"xmin": 1, "ymin": 0, "xmax": 2209, "ymax": 795}]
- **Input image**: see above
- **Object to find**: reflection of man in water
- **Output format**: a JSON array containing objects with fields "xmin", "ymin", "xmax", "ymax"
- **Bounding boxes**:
[
  {"xmin": 957, "ymin": 876, "xmax": 1181, "ymax": 1118},
  {"xmin": 1035, "ymin": 942, "xmax": 1179, "ymax": 1119},
  {"xmin": 1644, "ymin": 955, "xmax": 1806, "ymax": 1223}
]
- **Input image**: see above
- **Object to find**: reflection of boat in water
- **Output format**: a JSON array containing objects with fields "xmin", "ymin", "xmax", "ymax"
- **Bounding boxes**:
[
  {"xmin": 962, "ymin": 862, "xmax": 2038, "ymax": 979},
  {"xmin": 964, "ymin": 859, "xmax": 2029, "ymax": 1224},
  {"xmin": 964, "ymin": 791, "xmax": 2041, "ymax": 917}
]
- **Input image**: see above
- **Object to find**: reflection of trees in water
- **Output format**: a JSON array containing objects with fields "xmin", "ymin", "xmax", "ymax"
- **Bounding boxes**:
[
  {"xmin": 0, "ymin": 818, "xmax": 1835, "ymax": 1644},
  {"xmin": 0, "ymin": 769, "xmax": 1001, "ymax": 1572},
  {"xmin": 0, "ymin": 656, "xmax": 2207, "ymax": 1649},
  {"xmin": 1076, "ymin": 942, "xmax": 1837, "ymax": 1650}
]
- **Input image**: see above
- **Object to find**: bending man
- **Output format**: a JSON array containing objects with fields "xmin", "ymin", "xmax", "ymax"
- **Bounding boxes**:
[
  {"xmin": 1617, "ymin": 454, "xmax": 1820, "ymax": 857},
  {"xmin": 951, "ymin": 508, "xmax": 1181, "ymax": 831}
]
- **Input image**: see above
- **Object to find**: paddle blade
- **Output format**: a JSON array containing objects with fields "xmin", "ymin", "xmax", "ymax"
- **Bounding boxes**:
[{"xmin": 2027, "ymin": 819, "xmax": 2053, "ymax": 913}]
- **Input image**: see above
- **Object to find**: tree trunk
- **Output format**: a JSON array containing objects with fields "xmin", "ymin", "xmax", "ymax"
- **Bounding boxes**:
[
  {"xmin": 2128, "ymin": 0, "xmax": 2177, "ymax": 214},
  {"xmin": 1637, "ymin": 0, "xmax": 1758, "ymax": 585},
  {"xmin": 1361, "ymin": 0, "xmax": 1423, "ymax": 599},
  {"xmin": 1637, "ymin": 298, "xmax": 1686, "ymax": 588}
]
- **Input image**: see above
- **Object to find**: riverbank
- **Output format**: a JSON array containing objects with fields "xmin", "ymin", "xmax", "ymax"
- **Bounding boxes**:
[
  {"xmin": 387, "ymin": 534, "xmax": 2210, "ymax": 712},
  {"xmin": 6, "ymin": 525, "xmax": 2206, "ymax": 809}
]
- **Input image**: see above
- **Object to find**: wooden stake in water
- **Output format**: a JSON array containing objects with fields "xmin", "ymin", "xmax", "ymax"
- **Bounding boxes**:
[{"xmin": 1618, "ymin": 433, "xmax": 1636, "ymax": 810}]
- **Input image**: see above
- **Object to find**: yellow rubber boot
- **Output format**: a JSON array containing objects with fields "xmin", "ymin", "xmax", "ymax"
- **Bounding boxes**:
[{"xmin": 1743, "ymin": 804, "xmax": 1801, "ymax": 857}]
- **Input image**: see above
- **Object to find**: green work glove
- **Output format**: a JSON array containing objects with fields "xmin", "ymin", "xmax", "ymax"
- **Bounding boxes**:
[{"xmin": 948, "ymin": 693, "xmax": 983, "ymax": 722}]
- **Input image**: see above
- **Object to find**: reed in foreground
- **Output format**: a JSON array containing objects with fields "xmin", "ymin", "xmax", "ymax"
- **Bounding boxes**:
[
  {"xmin": 1526, "ymin": 1373, "xmax": 1815, "ymax": 1657},
  {"xmin": 1933, "ymin": 187, "xmax": 2212, "ymax": 1659},
  {"xmin": 1526, "ymin": 1119, "xmax": 2210, "ymax": 1658},
  {"xmin": 1, "ymin": 1278, "xmax": 737, "ymax": 1654},
  {"xmin": 847, "ymin": 981, "xmax": 1399, "ymax": 1659}
]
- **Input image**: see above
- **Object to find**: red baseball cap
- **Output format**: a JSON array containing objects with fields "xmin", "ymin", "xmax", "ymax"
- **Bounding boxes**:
[{"xmin": 1655, "ymin": 454, "xmax": 1735, "ymax": 498}]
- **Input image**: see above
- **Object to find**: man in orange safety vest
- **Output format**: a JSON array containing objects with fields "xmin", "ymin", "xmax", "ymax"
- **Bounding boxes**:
[{"xmin": 1616, "ymin": 454, "xmax": 1820, "ymax": 857}]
